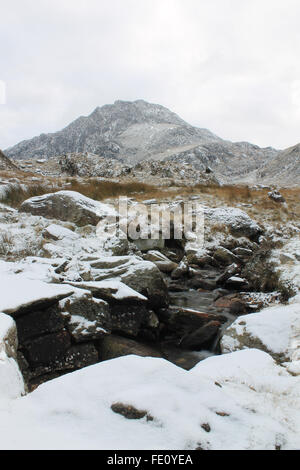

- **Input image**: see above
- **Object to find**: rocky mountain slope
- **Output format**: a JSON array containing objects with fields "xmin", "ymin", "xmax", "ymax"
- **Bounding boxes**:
[
  {"xmin": 0, "ymin": 150, "xmax": 18, "ymax": 171},
  {"xmin": 256, "ymin": 143, "xmax": 300, "ymax": 185},
  {"xmin": 167, "ymin": 140, "xmax": 279, "ymax": 182},
  {"xmin": 5, "ymin": 100, "xmax": 284, "ymax": 183},
  {"xmin": 5, "ymin": 100, "xmax": 219, "ymax": 163}
]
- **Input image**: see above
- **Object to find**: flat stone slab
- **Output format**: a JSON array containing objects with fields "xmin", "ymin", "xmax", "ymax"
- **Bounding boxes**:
[
  {"xmin": 0, "ymin": 275, "xmax": 74, "ymax": 317},
  {"xmin": 65, "ymin": 279, "xmax": 148, "ymax": 303}
]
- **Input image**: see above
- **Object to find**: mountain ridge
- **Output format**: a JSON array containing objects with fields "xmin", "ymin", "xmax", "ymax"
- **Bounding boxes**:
[{"xmin": 4, "ymin": 99, "xmax": 299, "ymax": 184}]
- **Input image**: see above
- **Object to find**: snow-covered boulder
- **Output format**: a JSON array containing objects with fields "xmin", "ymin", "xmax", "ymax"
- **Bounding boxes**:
[
  {"xmin": 20, "ymin": 190, "xmax": 117, "ymax": 226},
  {"xmin": 0, "ymin": 275, "xmax": 74, "ymax": 318},
  {"xmin": 221, "ymin": 301, "xmax": 300, "ymax": 365},
  {"xmin": 0, "ymin": 313, "xmax": 25, "ymax": 400},
  {"xmin": 0, "ymin": 350, "xmax": 299, "ymax": 449},
  {"xmin": 64, "ymin": 279, "xmax": 156, "ymax": 337},
  {"xmin": 119, "ymin": 260, "xmax": 169, "ymax": 308},
  {"xmin": 205, "ymin": 207, "xmax": 263, "ymax": 239}
]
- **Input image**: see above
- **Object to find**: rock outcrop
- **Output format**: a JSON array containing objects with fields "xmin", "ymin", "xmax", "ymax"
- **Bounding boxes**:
[{"xmin": 19, "ymin": 190, "xmax": 117, "ymax": 226}]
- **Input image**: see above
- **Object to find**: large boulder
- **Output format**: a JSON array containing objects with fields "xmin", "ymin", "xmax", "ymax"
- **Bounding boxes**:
[
  {"xmin": 205, "ymin": 207, "xmax": 263, "ymax": 240},
  {"xmin": 221, "ymin": 300, "xmax": 300, "ymax": 366},
  {"xmin": 158, "ymin": 306, "xmax": 228, "ymax": 340},
  {"xmin": 120, "ymin": 261, "xmax": 169, "ymax": 309},
  {"xmin": 64, "ymin": 279, "xmax": 158, "ymax": 337},
  {"xmin": 20, "ymin": 190, "xmax": 117, "ymax": 226},
  {"xmin": 180, "ymin": 321, "xmax": 221, "ymax": 350}
]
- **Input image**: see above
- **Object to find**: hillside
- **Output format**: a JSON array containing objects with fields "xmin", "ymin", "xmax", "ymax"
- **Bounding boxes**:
[
  {"xmin": 256, "ymin": 143, "xmax": 300, "ymax": 185},
  {"xmin": 5, "ymin": 100, "xmax": 281, "ymax": 183},
  {"xmin": 0, "ymin": 150, "xmax": 18, "ymax": 171}
]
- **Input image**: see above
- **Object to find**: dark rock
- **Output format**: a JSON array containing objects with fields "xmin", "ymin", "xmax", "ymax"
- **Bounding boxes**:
[
  {"xmin": 62, "ymin": 296, "xmax": 111, "ymax": 342},
  {"xmin": 187, "ymin": 277, "xmax": 217, "ymax": 291},
  {"xmin": 168, "ymin": 282, "xmax": 188, "ymax": 292},
  {"xmin": 214, "ymin": 295, "xmax": 247, "ymax": 315},
  {"xmin": 180, "ymin": 321, "xmax": 221, "ymax": 350},
  {"xmin": 171, "ymin": 257, "xmax": 189, "ymax": 279},
  {"xmin": 22, "ymin": 330, "xmax": 71, "ymax": 366},
  {"xmin": 187, "ymin": 253, "xmax": 219, "ymax": 268},
  {"xmin": 27, "ymin": 343, "xmax": 99, "ymax": 380},
  {"xmin": 158, "ymin": 306, "xmax": 227, "ymax": 338},
  {"xmin": 216, "ymin": 263, "xmax": 240, "ymax": 285},
  {"xmin": 110, "ymin": 302, "xmax": 156, "ymax": 337},
  {"xmin": 5, "ymin": 290, "xmax": 73, "ymax": 319},
  {"xmin": 225, "ymin": 276, "xmax": 249, "ymax": 290},
  {"xmin": 16, "ymin": 305, "xmax": 65, "ymax": 343},
  {"xmin": 201, "ymin": 423, "xmax": 211, "ymax": 433},
  {"xmin": 98, "ymin": 335, "xmax": 162, "ymax": 361},
  {"xmin": 213, "ymin": 247, "xmax": 240, "ymax": 265},
  {"xmin": 111, "ymin": 403, "xmax": 153, "ymax": 421},
  {"xmin": 54, "ymin": 260, "xmax": 69, "ymax": 274},
  {"xmin": 216, "ymin": 411, "xmax": 230, "ymax": 417},
  {"xmin": 63, "ymin": 343, "xmax": 99, "ymax": 369}
]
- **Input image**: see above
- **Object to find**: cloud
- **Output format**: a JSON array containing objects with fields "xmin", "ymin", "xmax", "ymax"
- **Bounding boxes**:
[{"xmin": 1, "ymin": 0, "xmax": 300, "ymax": 150}]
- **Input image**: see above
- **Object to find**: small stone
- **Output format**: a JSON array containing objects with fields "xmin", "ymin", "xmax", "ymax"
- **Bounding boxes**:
[
  {"xmin": 201, "ymin": 423, "xmax": 211, "ymax": 433},
  {"xmin": 216, "ymin": 411, "xmax": 230, "ymax": 417},
  {"xmin": 111, "ymin": 403, "xmax": 153, "ymax": 421}
]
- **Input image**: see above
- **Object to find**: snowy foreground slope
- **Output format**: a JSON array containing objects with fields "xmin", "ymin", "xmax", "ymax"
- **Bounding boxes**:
[
  {"xmin": 0, "ymin": 313, "xmax": 300, "ymax": 449},
  {"xmin": 0, "ymin": 191, "xmax": 299, "ymax": 449}
]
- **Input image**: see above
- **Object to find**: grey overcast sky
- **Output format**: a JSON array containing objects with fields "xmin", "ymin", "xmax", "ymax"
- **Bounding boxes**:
[{"xmin": 1, "ymin": 0, "xmax": 300, "ymax": 150}]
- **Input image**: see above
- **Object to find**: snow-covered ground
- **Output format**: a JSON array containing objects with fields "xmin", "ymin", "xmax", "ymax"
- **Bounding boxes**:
[
  {"xmin": 0, "ymin": 349, "xmax": 299, "ymax": 450},
  {"xmin": 0, "ymin": 195, "xmax": 299, "ymax": 450}
]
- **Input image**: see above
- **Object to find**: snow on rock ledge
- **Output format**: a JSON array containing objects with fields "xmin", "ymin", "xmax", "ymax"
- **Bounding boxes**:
[
  {"xmin": 19, "ymin": 190, "xmax": 117, "ymax": 226},
  {"xmin": 0, "ymin": 313, "xmax": 25, "ymax": 400},
  {"xmin": 0, "ymin": 274, "xmax": 74, "ymax": 318},
  {"xmin": 0, "ymin": 350, "xmax": 299, "ymax": 449},
  {"xmin": 43, "ymin": 223, "xmax": 79, "ymax": 241},
  {"xmin": 65, "ymin": 279, "xmax": 148, "ymax": 302},
  {"xmin": 221, "ymin": 300, "xmax": 300, "ymax": 365}
]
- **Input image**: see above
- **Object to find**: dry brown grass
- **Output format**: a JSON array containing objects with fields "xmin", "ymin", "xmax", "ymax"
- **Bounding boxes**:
[
  {"xmin": 0, "ymin": 183, "xmax": 57, "ymax": 208},
  {"xmin": 0, "ymin": 169, "xmax": 36, "ymax": 179},
  {"xmin": 65, "ymin": 179, "xmax": 159, "ymax": 200},
  {"xmin": 1, "ymin": 172, "xmax": 299, "ymax": 229}
]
